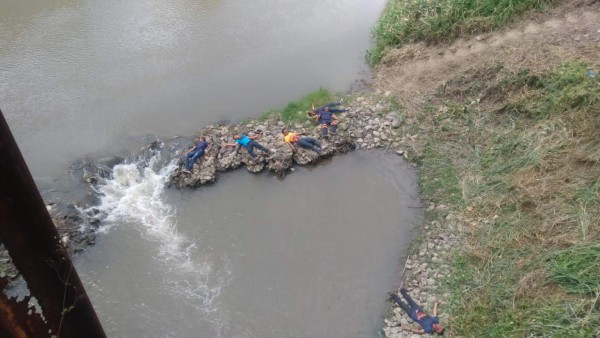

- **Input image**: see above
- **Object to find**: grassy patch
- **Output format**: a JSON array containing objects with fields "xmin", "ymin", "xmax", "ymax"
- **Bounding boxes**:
[
  {"xmin": 264, "ymin": 88, "xmax": 335, "ymax": 122},
  {"xmin": 410, "ymin": 61, "xmax": 600, "ymax": 336},
  {"xmin": 418, "ymin": 144, "xmax": 463, "ymax": 206},
  {"xmin": 368, "ymin": 0, "xmax": 554, "ymax": 64},
  {"xmin": 548, "ymin": 245, "xmax": 600, "ymax": 294}
]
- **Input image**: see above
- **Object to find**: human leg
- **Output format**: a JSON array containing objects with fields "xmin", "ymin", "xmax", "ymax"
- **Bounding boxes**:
[
  {"xmin": 186, "ymin": 150, "xmax": 204, "ymax": 171},
  {"xmin": 304, "ymin": 137, "xmax": 321, "ymax": 149},
  {"xmin": 400, "ymin": 288, "xmax": 420, "ymax": 310},
  {"xmin": 321, "ymin": 123, "xmax": 328, "ymax": 137},
  {"xmin": 330, "ymin": 120, "xmax": 338, "ymax": 134},
  {"xmin": 249, "ymin": 140, "xmax": 269, "ymax": 154},
  {"xmin": 185, "ymin": 152, "xmax": 195, "ymax": 171},
  {"xmin": 244, "ymin": 144, "xmax": 257, "ymax": 158},
  {"xmin": 389, "ymin": 293, "xmax": 413, "ymax": 316},
  {"xmin": 297, "ymin": 138, "xmax": 321, "ymax": 154}
]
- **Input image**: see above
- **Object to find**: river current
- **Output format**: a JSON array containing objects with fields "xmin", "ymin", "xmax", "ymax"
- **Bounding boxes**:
[{"xmin": 1, "ymin": 1, "xmax": 423, "ymax": 337}]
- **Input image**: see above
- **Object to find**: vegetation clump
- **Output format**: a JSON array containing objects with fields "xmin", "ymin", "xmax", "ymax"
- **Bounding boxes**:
[
  {"xmin": 368, "ymin": 0, "xmax": 555, "ymax": 64},
  {"xmin": 261, "ymin": 88, "xmax": 335, "ymax": 122}
]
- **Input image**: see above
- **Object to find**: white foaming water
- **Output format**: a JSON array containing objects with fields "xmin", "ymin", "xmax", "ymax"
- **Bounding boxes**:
[{"xmin": 90, "ymin": 152, "xmax": 230, "ymax": 319}]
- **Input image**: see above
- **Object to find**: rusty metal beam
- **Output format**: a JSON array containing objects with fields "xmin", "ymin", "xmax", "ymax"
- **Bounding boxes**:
[{"xmin": 0, "ymin": 109, "xmax": 106, "ymax": 337}]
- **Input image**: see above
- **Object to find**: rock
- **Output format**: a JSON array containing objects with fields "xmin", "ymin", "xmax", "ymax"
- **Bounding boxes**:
[
  {"xmin": 370, "ymin": 118, "xmax": 381, "ymax": 125},
  {"xmin": 245, "ymin": 160, "xmax": 265, "ymax": 173},
  {"xmin": 338, "ymin": 122, "xmax": 348, "ymax": 131},
  {"xmin": 391, "ymin": 118, "xmax": 402, "ymax": 129}
]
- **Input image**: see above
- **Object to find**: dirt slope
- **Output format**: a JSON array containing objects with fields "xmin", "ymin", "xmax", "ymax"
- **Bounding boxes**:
[{"xmin": 372, "ymin": 0, "xmax": 600, "ymax": 114}]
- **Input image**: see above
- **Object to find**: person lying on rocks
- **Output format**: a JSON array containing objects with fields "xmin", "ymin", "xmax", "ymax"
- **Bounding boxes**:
[
  {"xmin": 307, "ymin": 102, "xmax": 347, "ymax": 121},
  {"xmin": 388, "ymin": 288, "xmax": 443, "ymax": 335},
  {"xmin": 182, "ymin": 137, "xmax": 209, "ymax": 174},
  {"xmin": 282, "ymin": 128, "xmax": 322, "ymax": 155},
  {"xmin": 225, "ymin": 134, "xmax": 271, "ymax": 158},
  {"xmin": 315, "ymin": 107, "xmax": 340, "ymax": 138}
]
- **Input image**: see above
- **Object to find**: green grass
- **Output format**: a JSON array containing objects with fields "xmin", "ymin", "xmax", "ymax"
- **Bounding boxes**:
[
  {"xmin": 368, "ymin": 0, "xmax": 554, "ymax": 64},
  {"xmin": 263, "ymin": 88, "xmax": 335, "ymax": 122},
  {"xmin": 418, "ymin": 144, "xmax": 463, "ymax": 206},
  {"xmin": 500, "ymin": 62, "xmax": 600, "ymax": 119},
  {"xmin": 409, "ymin": 61, "xmax": 600, "ymax": 336},
  {"xmin": 548, "ymin": 245, "xmax": 600, "ymax": 294}
]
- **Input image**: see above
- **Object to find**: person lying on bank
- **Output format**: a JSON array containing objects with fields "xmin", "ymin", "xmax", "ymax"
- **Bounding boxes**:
[
  {"xmin": 388, "ymin": 288, "xmax": 444, "ymax": 335},
  {"xmin": 224, "ymin": 134, "xmax": 271, "ymax": 158},
  {"xmin": 281, "ymin": 128, "xmax": 322, "ymax": 155}
]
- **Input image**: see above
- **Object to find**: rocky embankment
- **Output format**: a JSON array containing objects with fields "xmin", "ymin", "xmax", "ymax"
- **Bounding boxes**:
[
  {"xmin": 382, "ymin": 204, "xmax": 459, "ymax": 338},
  {"xmin": 0, "ymin": 202, "xmax": 100, "ymax": 284},
  {"xmin": 171, "ymin": 96, "xmax": 407, "ymax": 188},
  {"xmin": 0, "ymin": 159, "xmax": 116, "ymax": 285}
]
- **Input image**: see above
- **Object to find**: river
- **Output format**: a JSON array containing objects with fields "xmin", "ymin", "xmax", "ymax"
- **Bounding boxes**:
[{"xmin": 0, "ymin": 1, "xmax": 423, "ymax": 337}]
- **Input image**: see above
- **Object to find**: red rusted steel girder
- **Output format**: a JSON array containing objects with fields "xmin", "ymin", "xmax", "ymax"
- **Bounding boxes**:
[{"xmin": 0, "ymin": 109, "xmax": 106, "ymax": 337}]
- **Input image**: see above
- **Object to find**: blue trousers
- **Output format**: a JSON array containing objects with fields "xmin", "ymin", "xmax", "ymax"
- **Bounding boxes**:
[
  {"xmin": 296, "ymin": 137, "xmax": 321, "ymax": 154},
  {"xmin": 185, "ymin": 150, "xmax": 204, "ymax": 170},
  {"xmin": 390, "ymin": 289, "xmax": 422, "ymax": 322},
  {"xmin": 243, "ymin": 140, "xmax": 269, "ymax": 158}
]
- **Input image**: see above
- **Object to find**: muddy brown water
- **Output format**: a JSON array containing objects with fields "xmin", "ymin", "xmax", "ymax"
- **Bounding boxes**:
[
  {"xmin": 1, "ymin": 1, "xmax": 423, "ymax": 337},
  {"xmin": 76, "ymin": 152, "xmax": 421, "ymax": 337}
]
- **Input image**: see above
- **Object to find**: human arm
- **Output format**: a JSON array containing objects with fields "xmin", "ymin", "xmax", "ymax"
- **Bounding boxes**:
[
  {"xmin": 285, "ymin": 141, "xmax": 296, "ymax": 153},
  {"xmin": 433, "ymin": 300, "xmax": 440, "ymax": 317},
  {"xmin": 328, "ymin": 108, "xmax": 347, "ymax": 113},
  {"xmin": 184, "ymin": 145, "xmax": 196, "ymax": 154},
  {"xmin": 321, "ymin": 102, "xmax": 341, "ymax": 108},
  {"xmin": 332, "ymin": 114, "xmax": 339, "ymax": 120},
  {"xmin": 401, "ymin": 325, "xmax": 425, "ymax": 334}
]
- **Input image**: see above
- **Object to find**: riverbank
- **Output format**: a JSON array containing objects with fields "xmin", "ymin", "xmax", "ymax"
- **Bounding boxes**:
[{"xmin": 373, "ymin": 0, "xmax": 600, "ymax": 336}]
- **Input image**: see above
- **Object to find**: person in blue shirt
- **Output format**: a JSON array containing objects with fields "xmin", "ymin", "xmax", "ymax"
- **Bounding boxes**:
[
  {"xmin": 389, "ymin": 288, "xmax": 443, "ymax": 335},
  {"xmin": 183, "ymin": 137, "xmax": 209, "ymax": 173},
  {"xmin": 225, "ymin": 134, "xmax": 271, "ymax": 158}
]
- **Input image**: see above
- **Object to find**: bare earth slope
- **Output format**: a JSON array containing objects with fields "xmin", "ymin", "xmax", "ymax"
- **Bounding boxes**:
[{"xmin": 373, "ymin": 0, "xmax": 600, "ymax": 115}]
